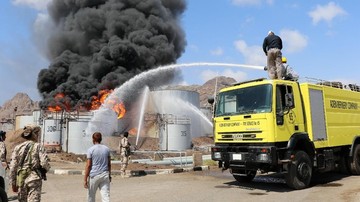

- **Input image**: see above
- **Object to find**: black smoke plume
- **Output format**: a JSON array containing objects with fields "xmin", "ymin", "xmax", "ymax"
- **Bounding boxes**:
[{"xmin": 37, "ymin": 0, "xmax": 186, "ymax": 110}]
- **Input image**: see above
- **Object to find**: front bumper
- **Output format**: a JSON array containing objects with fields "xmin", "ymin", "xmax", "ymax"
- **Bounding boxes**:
[{"xmin": 211, "ymin": 145, "xmax": 278, "ymax": 170}]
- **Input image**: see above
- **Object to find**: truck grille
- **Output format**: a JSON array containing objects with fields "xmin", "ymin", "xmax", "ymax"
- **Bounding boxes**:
[{"xmin": 218, "ymin": 132, "xmax": 262, "ymax": 141}]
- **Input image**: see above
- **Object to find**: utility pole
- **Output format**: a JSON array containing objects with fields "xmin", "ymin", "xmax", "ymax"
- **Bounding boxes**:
[{"xmin": 13, "ymin": 106, "xmax": 17, "ymax": 130}]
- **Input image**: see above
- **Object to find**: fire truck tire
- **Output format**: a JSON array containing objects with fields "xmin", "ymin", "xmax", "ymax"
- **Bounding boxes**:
[
  {"xmin": 285, "ymin": 150, "xmax": 312, "ymax": 190},
  {"xmin": 339, "ymin": 155, "xmax": 351, "ymax": 175},
  {"xmin": 233, "ymin": 171, "xmax": 256, "ymax": 183},
  {"xmin": 0, "ymin": 187, "xmax": 7, "ymax": 202},
  {"xmin": 350, "ymin": 144, "xmax": 360, "ymax": 174},
  {"xmin": 0, "ymin": 177, "xmax": 4, "ymax": 190}
]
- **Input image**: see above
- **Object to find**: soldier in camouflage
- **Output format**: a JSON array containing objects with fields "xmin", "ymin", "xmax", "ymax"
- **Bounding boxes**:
[
  {"xmin": 0, "ymin": 131, "xmax": 8, "ymax": 168},
  {"xmin": 9, "ymin": 125, "xmax": 51, "ymax": 202},
  {"xmin": 119, "ymin": 131, "xmax": 131, "ymax": 177}
]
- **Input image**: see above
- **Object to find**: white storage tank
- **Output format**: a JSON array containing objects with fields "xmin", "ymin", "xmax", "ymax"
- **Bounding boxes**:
[
  {"xmin": 159, "ymin": 114, "xmax": 191, "ymax": 150},
  {"xmin": 66, "ymin": 120, "xmax": 92, "ymax": 154},
  {"xmin": 151, "ymin": 89, "xmax": 200, "ymax": 113},
  {"xmin": 32, "ymin": 110, "xmax": 41, "ymax": 125},
  {"xmin": 42, "ymin": 119, "xmax": 61, "ymax": 149},
  {"xmin": 150, "ymin": 89, "xmax": 201, "ymax": 138},
  {"xmin": 15, "ymin": 114, "xmax": 35, "ymax": 130}
]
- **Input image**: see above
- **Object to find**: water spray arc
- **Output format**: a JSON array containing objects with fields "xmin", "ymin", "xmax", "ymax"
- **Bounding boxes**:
[
  {"xmin": 135, "ymin": 86, "xmax": 150, "ymax": 146},
  {"xmin": 86, "ymin": 62, "xmax": 264, "ymax": 142},
  {"xmin": 162, "ymin": 62, "xmax": 264, "ymax": 70}
]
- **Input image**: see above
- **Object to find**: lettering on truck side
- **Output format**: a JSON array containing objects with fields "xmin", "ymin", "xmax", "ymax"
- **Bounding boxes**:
[
  {"xmin": 219, "ymin": 122, "xmax": 241, "ymax": 127},
  {"xmin": 330, "ymin": 100, "xmax": 358, "ymax": 110},
  {"xmin": 243, "ymin": 121, "xmax": 260, "ymax": 126},
  {"xmin": 218, "ymin": 121, "xmax": 261, "ymax": 127}
]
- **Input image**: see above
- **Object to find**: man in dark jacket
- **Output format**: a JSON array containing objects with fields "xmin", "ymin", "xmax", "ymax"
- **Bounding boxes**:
[{"xmin": 263, "ymin": 31, "xmax": 283, "ymax": 79}]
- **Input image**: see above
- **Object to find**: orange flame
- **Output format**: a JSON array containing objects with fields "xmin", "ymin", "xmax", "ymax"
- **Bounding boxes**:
[
  {"xmin": 48, "ymin": 105, "xmax": 62, "ymax": 112},
  {"xmin": 128, "ymin": 128, "xmax": 137, "ymax": 135},
  {"xmin": 107, "ymin": 98, "xmax": 126, "ymax": 119},
  {"xmin": 90, "ymin": 90, "xmax": 126, "ymax": 119},
  {"xmin": 47, "ymin": 90, "xmax": 127, "ymax": 118},
  {"xmin": 47, "ymin": 93, "xmax": 71, "ymax": 112},
  {"xmin": 90, "ymin": 89, "xmax": 113, "ymax": 110}
]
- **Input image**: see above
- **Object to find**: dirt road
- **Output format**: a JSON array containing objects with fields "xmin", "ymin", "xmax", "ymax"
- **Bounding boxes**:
[{"xmin": 7, "ymin": 169, "xmax": 360, "ymax": 202}]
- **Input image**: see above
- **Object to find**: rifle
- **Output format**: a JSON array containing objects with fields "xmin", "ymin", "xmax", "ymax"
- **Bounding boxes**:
[{"xmin": 35, "ymin": 167, "xmax": 47, "ymax": 181}]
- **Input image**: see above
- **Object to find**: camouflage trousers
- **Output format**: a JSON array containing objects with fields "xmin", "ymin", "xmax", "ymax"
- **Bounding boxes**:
[
  {"xmin": 120, "ymin": 153, "xmax": 129, "ymax": 176},
  {"xmin": 18, "ymin": 180, "xmax": 42, "ymax": 202},
  {"xmin": 266, "ymin": 48, "xmax": 283, "ymax": 79}
]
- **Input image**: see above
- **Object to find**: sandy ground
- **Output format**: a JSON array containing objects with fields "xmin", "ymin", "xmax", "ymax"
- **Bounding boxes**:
[{"xmin": 6, "ymin": 168, "xmax": 360, "ymax": 202}]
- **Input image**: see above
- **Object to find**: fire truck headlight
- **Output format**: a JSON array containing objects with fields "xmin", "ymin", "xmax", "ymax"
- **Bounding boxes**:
[{"xmin": 214, "ymin": 152, "xmax": 221, "ymax": 159}]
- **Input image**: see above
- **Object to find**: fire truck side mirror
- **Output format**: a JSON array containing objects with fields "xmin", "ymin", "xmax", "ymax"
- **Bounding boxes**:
[
  {"xmin": 285, "ymin": 93, "xmax": 294, "ymax": 108},
  {"xmin": 208, "ymin": 97, "xmax": 215, "ymax": 104}
]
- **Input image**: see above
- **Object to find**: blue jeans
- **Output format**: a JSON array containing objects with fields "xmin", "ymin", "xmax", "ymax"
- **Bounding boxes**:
[{"xmin": 88, "ymin": 171, "xmax": 110, "ymax": 202}]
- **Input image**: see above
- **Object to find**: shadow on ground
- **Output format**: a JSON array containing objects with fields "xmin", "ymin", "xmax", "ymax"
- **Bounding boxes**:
[{"xmin": 214, "ymin": 171, "xmax": 350, "ymax": 193}]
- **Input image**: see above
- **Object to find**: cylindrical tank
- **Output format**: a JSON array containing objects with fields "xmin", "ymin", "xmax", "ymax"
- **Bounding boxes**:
[
  {"xmin": 15, "ymin": 115, "xmax": 35, "ymax": 130},
  {"xmin": 150, "ymin": 89, "xmax": 201, "ymax": 138},
  {"xmin": 66, "ymin": 120, "xmax": 92, "ymax": 154},
  {"xmin": 150, "ymin": 89, "xmax": 200, "ymax": 114},
  {"xmin": 42, "ymin": 119, "xmax": 61, "ymax": 147},
  {"xmin": 32, "ymin": 110, "xmax": 41, "ymax": 125},
  {"xmin": 159, "ymin": 114, "xmax": 191, "ymax": 150}
]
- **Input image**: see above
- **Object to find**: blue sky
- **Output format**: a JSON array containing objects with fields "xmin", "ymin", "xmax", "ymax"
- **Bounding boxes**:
[{"xmin": 0, "ymin": 0, "xmax": 359, "ymax": 105}]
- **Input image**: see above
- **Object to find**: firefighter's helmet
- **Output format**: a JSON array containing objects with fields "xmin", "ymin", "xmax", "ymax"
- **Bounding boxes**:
[{"xmin": 282, "ymin": 57, "xmax": 287, "ymax": 63}]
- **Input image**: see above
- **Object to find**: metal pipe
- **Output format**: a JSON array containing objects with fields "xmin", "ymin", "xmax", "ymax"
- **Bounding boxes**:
[{"xmin": 120, "ymin": 154, "xmax": 212, "ymax": 166}]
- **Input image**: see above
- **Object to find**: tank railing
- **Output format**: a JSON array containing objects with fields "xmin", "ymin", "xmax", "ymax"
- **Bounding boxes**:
[
  {"xmin": 302, "ymin": 77, "xmax": 360, "ymax": 92},
  {"xmin": 162, "ymin": 114, "xmax": 191, "ymax": 125},
  {"xmin": 131, "ymin": 150, "xmax": 189, "ymax": 167},
  {"xmin": 40, "ymin": 110, "xmax": 88, "ymax": 121}
]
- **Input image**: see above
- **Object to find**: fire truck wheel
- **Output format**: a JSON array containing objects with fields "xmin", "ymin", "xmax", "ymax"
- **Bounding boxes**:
[
  {"xmin": 0, "ymin": 187, "xmax": 7, "ymax": 202},
  {"xmin": 233, "ymin": 171, "xmax": 256, "ymax": 183},
  {"xmin": 350, "ymin": 144, "xmax": 360, "ymax": 174},
  {"xmin": 285, "ymin": 150, "xmax": 312, "ymax": 190},
  {"xmin": 339, "ymin": 155, "xmax": 351, "ymax": 175},
  {"xmin": 0, "ymin": 177, "xmax": 4, "ymax": 190}
]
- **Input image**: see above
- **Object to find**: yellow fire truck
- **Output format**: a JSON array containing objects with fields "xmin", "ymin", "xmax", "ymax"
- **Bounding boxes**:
[{"xmin": 210, "ymin": 78, "xmax": 360, "ymax": 189}]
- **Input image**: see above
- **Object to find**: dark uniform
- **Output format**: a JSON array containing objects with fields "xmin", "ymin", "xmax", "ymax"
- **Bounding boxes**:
[{"xmin": 263, "ymin": 31, "xmax": 283, "ymax": 79}]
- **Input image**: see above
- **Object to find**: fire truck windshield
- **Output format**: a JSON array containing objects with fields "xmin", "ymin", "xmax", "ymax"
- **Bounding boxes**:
[{"xmin": 215, "ymin": 84, "xmax": 272, "ymax": 116}]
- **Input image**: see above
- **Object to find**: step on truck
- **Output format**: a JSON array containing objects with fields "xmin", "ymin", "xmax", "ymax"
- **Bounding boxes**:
[{"xmin": 209, "ymin": 78, "xmax": 360, "ymax": 189}]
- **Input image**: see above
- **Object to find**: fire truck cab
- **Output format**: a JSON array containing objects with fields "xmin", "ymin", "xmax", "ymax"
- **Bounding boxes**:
[{"xmin": 210, "ymin": 78, "xmax": 360, "ymax": 189}]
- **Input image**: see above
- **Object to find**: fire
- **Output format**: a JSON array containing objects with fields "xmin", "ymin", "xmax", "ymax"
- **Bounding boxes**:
[
  {"xmin": 47, "ymin": 90, "xmax": 126, "ymax": 119},
  {"xmin": 47, "ymin": 93, "xmax": 71, "ymax": 112},
  {"xmin": 113, "ymin": 102, "xmax": 126, "ymax": 119},
  {"xmin": 128, "ymin": 128, "xmax": 137, "ymax": 135},
  {"xmin": 90, "ymin": 89, "xmax": 113, "ymax": 110},
  {"xmin": 107, "ymin": 98, "xmax": 126, "ymax": 119},
  {"xmin": 90, "ymin": 89, "xmax": 126, "ymax": 119},
  {"xmin": 48, "ymin": 105, "xmax": 62, "ymax": 112}
]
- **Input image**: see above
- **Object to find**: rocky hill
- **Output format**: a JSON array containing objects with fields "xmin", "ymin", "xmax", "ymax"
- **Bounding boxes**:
[
  {"xmin": 0, "ymin": 93, "xmax": 39, "ymax": 122},
  {"xmin": 198, "ymin": 76, "xmax": 236, "ymax": 106},
  {"xmin": 0, "ymin": 76, "xmax": 236, "ymax": 121}
]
